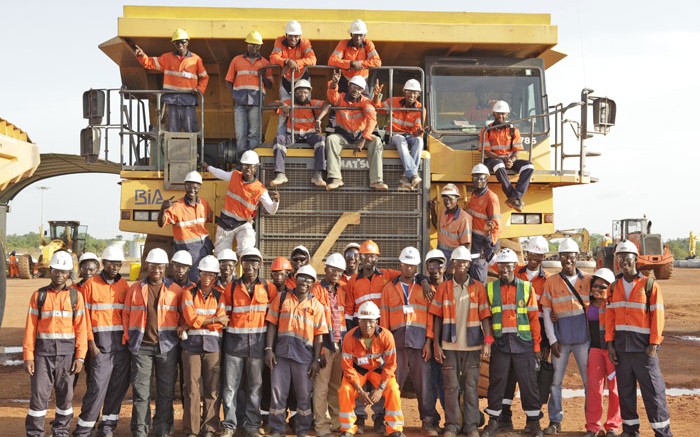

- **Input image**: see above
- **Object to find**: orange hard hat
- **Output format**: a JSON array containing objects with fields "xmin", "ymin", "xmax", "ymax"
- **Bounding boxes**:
[
  {"xmin": 271, "ymin": 256, "xmax": 292, "ymax": 271},
  {"xmin": 359, "ymin": 240, "xmax": 380, "ymax": 255}
]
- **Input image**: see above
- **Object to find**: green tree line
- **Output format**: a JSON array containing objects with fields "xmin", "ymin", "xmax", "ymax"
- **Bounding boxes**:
[{"xmin": 6, "ymin": 232, "xmax": 123, "ymax": 257}]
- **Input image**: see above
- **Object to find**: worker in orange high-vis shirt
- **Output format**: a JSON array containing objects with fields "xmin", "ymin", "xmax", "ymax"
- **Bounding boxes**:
[
  {"xmin": 482, "ymin": 248, "xmax": 543, "ymax": 437},
  {"xmin": 429, "ymin": 183, "xmax": 472, "ymax": 265},
  {"xmin": 221, "ymin": 247, "xmax": 277, "ymax": 437},
  {"xmin": 312, "ymin": 253, "xmax": 348, "ymax": 437},
  {"xmin": 466, "ymin": 163, "xmax": 500, "ymax": 283},
  {"xmin": 270, "ymin": 79, "xmax": 331, "ymax": 188},
  {"xmin": 226, "ymin": 30, "xmax": 274, "ymax": 158},
  {"xmin": 328, "ymin": 19, "xmax": 382, "ymax": 92},
  {"xmin": 73, "ymin": 252, "xmax": 100, "ymax": 294},
  {"xmin": 338, "ymin": 301, "xmax": 405, "ymax": 437},
  {"xmin": 380, "ymin": 247, "xmax": 437, "ymax": 436},
  {"xmin": 203, "ymin": 150, "xmax": 280, "ymax": 254},
  {"xmin": 372, "ymin": 79, "xmax": 425, "ymax": 190},
  {"xmin": 134, "ymin": 28, "xmax": 208, "ymax": 133},
  {"xmin": 606, "ymin": 241, "xmax": 672, "ymax": 437},
  {"xmin": 9, "ymin": 250, "xmax": 20, "ymax": 278},
  {"xmin": 499, "ymin": 236, "xmax": 550, "ymax": 431},
  {"xmin": 265, "ymin": 265, "xmax": 328, "ymax": 437},
  {"xmin": 158, "ymin": 171, "xmax": 214, "ymax": 282},
  {"xmin": 479, "ymin": 100, "xmax": 533, "ymax": 212},
  {"xmin": 325, "ymin": 71, "xmax": 387, "ymax": 191},
  {"xmin": 24, "ymin": 251, "xmax": 88, "ymax": 437},
  {"xmin": 73, "ymin": 246, "xmax": 131, "ymax": 437},
  {"xmin": 180, "ymin": 255, "xmax": 229, "ymax": 437},
  {"xmin": 343, "ymin": 243, "xmax": 361, "ymax": 283},
  {"xmin": 430, "ymin": 246, "xmax": 492, "ymax": 437},
  {"xmin": 123, "ymin": 248, "xmax": 181, "ymax": 437}
]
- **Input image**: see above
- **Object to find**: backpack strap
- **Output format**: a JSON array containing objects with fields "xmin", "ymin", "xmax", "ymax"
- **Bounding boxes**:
[
  {"xmin": 36, "ymin": 286, "xmax": 49, "ymax": 320},
  {"xmin": 278, "ymin": 291, "xmax": 288, "ymax": 314},
  {"xmin": 69, "ymin": 287, "xmax": 78, "ymax": 320},
  {"xmin": 37, "ymin": 286, "xmax": 78, "ymax": 320},
  {"xmin": 644, "ymin": 276, "xmax": 655, "ymax": 313}
]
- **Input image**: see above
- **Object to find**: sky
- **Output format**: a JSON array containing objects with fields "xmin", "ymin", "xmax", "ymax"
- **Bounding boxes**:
[{"xmin": 1, "ymin": 0, "xmax": 696, "ymax": 241}]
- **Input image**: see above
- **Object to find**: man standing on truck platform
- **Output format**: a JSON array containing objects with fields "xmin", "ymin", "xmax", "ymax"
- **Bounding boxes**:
[
  {"xmin": 226, "ymin": 31, "xmax": 274, "ymax": 160},
  {"xmin": 479, "ymin": 100, "xmax": 534, "ymax": 212},
  {"xmin": 73, "ymin": 246, "xmax": 131, "ymax": 437},
  {"xmin": 429, "ymin": 183, "xmax": 472, "ymax": 265},
  {"xmin": 269, "ymin": 79, "xmax": 332, "ymax": 188},
  {"xmin": 540, "ymin": 238, "xmax": 592, "ymax": 435},
  {"xmin": 134, "ymin": 28, "xmax": 208, "ymax": 133},
  {"xmin": 606, "ymin": 241, "xmax": 673, "ymax": 437},
  {"xmin": 325, "ymin": 71, "xmax": 387, "ymax": 191},
  {"xmin": 24, "ymin": 251, "xmax": 88, "ymax": 437},
  {"xmin": 203, "ymin": 150, "xmax": 280, "ymax": 254},
  {"xmin": 372, "ymin": 79, "xmax": 425, "ymax": 190},
  {"xmin": 466, "ymin": 163, "xmax": 500, "ymax": 283},
  {"xmin": 158, "ymin": 171, "xmax": 214, "ymax": 282}
]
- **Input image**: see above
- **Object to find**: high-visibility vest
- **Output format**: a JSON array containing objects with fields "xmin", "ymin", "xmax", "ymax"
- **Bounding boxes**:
[
  {"xmin": 328, "ymin": 38, "xmax": 382, "ymax": 80},
  {"xmin": 487, "ymin": 279, "xmax": 532, "ymax": 341},
  {"xmin": 221, "ymin": 170, "xmax": 266, "ymax": 223}
]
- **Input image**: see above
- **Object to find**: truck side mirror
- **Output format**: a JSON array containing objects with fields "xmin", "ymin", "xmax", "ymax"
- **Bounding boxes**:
[
  {"xmin": 83, "ymin": 89, "xmax": 106, "ymax": 125},
  {"xmin": 593, "ymin": 98, "xmax": 616, "ymax": 135},
  {"xmin": 80, "ymin": 127, "xmax": 101, "ymax": 163}
]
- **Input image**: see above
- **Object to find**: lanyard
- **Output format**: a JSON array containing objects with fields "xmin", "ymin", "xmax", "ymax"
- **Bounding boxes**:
[{"xmin": 401, "ymin": 281, "xmax": 416, "ymax": 305}]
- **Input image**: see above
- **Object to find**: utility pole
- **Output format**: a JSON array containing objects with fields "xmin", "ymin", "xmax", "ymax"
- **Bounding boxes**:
[{"xmin": 37, "ymin": 186, "xmax": 50, "ymax": 235}]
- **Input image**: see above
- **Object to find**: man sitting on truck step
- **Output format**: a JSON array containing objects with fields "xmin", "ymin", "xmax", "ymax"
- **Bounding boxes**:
[
  {"xmin": 479, "ymin": 100, "xmax": 534, "ymax": 212},
  {"xmin": 326, "ymin": 71, "xmax": 387, "ymax": 191},
  {"xmin": 372, "ymin": 79, "xmax": 425, "ymax": 190},
  {"xmin": 203, "ymin": 150, "xmax": 280, "ymax": 254},
  {"xmin": 134, "ymin": 28, "xmax": 208, "ymax": 133},
  {"xmin": 270, "ymin": 79, "xmax": 331, "ymax": 188}
]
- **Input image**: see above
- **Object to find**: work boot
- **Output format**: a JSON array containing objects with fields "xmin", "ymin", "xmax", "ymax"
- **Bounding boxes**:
[
  {"xmin": 369, "ymin": 181, "xmax": 389, "ymax": 191},
  {"xmin": 326, "ymin": 178, "xmax": 344, "ymax": 191},
  {"xmin": 269, "ymin": 172, "xmax": 288, "ymax": 187},
  {"xmin": 524, "ymin": 421, "xmax": 544, "ymax": 437},
  {"xmin": 399, "ymin": 176, "xmax": 412, "ymax": 188},
  {"xmin": 372, "ymin": 420, "xmax": 386, "ymax": 434},
  {"xmin": 220, "ymin": 428, "xmax": 235, "ymax": 437},
  {"xmin": 442, "ymin": 429, "xmax": 457, "ymax": 437},
  {"xmin": 355, "ymin": 418, "xmax": 366, "ymax": 434},
  {"xmin": 387, "ymin": 432, "xmax": 405, "ymax": 437},
  {"xmin": 543, "ymin": 422, "xmax": 561, "ymax": 435},
  {"xmin": 464, "ymin": 430, "xmax": 479, "ymax": 437},
  {"xmin": 339, "ymin": 433, "xmax": 354, "ymax": 437},
  {"xmin": 310, "ymin": 172, "xmax": 327, "ymax": 187},
  {"xmin": 480, "ymin": 420, "xmax": 499, "ymax": 437},
  {"xmin": 605, "ymin": 430, "xmax": 619, "ymax": 437},
  {"xmin": 410, "ymin": 174, "xmax": 422, "ymax": 188},
  {"xmin": 505, "ymin": 196, "xmax": 523, "ymax": 212},
  {"xmin": 498, "ymin": 417, "xmax": 514, "ymax": 432},
  {"xmin": 581, "ymin": 432, "xmax": 597, "ymax": 437},
  {"xmin": 421, "ymin": 424, "xmax": 439, "ymax": 437},
  {"xmin": 201, "ymin": 432, "xmax": 215, "ymax": 437}
]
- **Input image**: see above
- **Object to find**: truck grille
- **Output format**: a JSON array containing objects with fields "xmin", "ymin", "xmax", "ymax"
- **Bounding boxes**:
[{"xmin": 641, "ymin": 234, "xmax": 663, "ymax": 256}]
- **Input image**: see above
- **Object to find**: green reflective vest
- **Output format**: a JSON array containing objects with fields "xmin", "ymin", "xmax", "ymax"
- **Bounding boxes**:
[{"xmin": 486, "ymin": 279, "xmax": 532, "ymax": 341}]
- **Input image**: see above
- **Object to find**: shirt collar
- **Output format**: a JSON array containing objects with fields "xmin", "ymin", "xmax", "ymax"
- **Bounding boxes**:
[{"xmin": 357, "ymin": 267, "xmax": 382, "ymax": 279}]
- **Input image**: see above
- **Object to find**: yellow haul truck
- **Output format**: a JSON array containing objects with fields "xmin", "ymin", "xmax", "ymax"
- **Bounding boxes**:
[{"xmin": 82, "ymin": 6, "xmax": 615, "ymax": 273}]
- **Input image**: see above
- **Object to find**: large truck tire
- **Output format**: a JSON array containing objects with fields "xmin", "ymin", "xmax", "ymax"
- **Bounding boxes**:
[
  {"xmin": 654, "ymin": 262, "xmax": 673, "ymax": 280},
  {"xmin": 18, "ymin": 254, "xmax": 32, "ymax": 279}
]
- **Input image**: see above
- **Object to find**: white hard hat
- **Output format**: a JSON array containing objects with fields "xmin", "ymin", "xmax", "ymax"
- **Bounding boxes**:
[
  {"xmin": 240, "ymin": 150, "xmax": 260, "ymax": 165},
  {"xmin": 184, "ymin": 171, "xmax": 203, "ymax": 184},
  {"xmin": 403, "ymin": 79, "xmax": 421, "ymax": 92},
  {"xmin": 399, "ymin": 246, "xmax": 421, "ymax": 265},
  {"xmin": 171, "ymin": 250, "xmax": 193, "ymax": 266},
  {"xmin": 558, "ymin": 238, "xmax": 580, "ymax": 254},
  {"xmin": 102, "ymin": 245, "xmax": 125, "ymax": 262},
  {"xmin": 357, "ymin": 301, "xmax": 381, "ymax": 320},
  {"xmin": 471, "ymin": 163, "xmax": 490, "ymax": 175},
  {"xmin": 592, "ymin": 268, "xmax": 615, "ymax": 285},
  {"xmin": 217, "ymin": 248, "xmax": 238, "ymax": 262},
  {"xmin": 492, "ymin": 100, "xmax": 510, "ymax": 113},
  {"xmin": 349, "ymin": 19, "xmax": 368, "ymax": 35},
  {"xmin": 348, "ymin": 75, "xmax": 367, "ymax": 90},
  {"xmin": 239, "ymin": 246, "xmax": 263, "ymax": 261},
  {"xmin": 291, "ymin": 245, "xmax": 311, "ymax": 259},
  {"xmin": 145, "ymin": 248, "xmax": 169, "ymax": 264},
  {"xmin": 614, "ymin": 240, "xmax": 639, "ymax": 256},
  {"xmin": 425, "ymin": 249, "xmax": 447, "ymax": 265},
  {"xmin": 79, "ymin": 252, "xmax": 99, "ymax": 265},
  {"xmin": 285, "ymin": 20, "xmax": 303, "ymax": 36},
  {"xmin": 325, "ymin": 253, "xmax": 347, "ymax": 271},
  {"xmin": 296, "ymin": 264, "xmax": 317, "ymax": 281},
  {"xmin": 50, "ymin": 251, "xmax": 74, "ymax": 271},
  {"xmin": 527, "ymin": 236, "xmax": 549, "ymax": 255},
  {"xmin": 451, "ymin": 245, "xmax": 477, "ymax": 261},
  {"xmin": 198, "ymin": 255, "xmax": 220, "ymax": 273},
  {"xmin": 344, "ymin": 242, "xmax": 361, "ymax": 253},
  {"xmin": 294, "ymin": 79, "xmax": 312, "ymax": 90},
  {"xmin": 440, "ymin": 183, "xmax": 460, "ymax": 198},
  {"xmin": 495, "ymin": 248, "xmax": 518, "ymax": 264}
]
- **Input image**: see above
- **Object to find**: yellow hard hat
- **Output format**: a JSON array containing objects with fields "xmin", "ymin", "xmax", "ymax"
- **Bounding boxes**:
[
  {"xmin": 245, "ymin": 30, "xmax": 263, "ymax": 45},
  {"xmin": 171, "ymin": 28, "xmax": 190, "ymax": 42}
]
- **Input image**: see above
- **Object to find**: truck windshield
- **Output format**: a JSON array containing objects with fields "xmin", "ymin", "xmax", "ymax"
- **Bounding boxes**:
[{"xmin": 430, "ymin": 65, "xmax": 546, "ymax": 136}]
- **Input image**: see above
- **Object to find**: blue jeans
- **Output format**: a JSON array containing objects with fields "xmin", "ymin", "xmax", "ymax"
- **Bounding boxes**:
[
  {"xmin": 549, "ymin": 341, "xmax": 589, "ymax": 423},
  {"xmin": 166, "ymin": 104, "xmax": 197, "ymax": 132},
  {"xmin": 222, "ymin": 355, "xmax": 265, "ymax": 432},
  {"xmin": 391, "ymin": 134, "xmax": 423, "ymax": 178},
  {"xmin": 234, "ymin": 105, "xmax": 261, "ymax": 157}
]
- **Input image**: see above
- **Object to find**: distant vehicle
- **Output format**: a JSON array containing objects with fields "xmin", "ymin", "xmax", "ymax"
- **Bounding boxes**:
[
  {"xmin": 595, "ymin": 217, "xmax": 674, "ymax": 279},
  {"xmin": 34, "ymin": 221, "xmax": 88, "ymax": 278}
]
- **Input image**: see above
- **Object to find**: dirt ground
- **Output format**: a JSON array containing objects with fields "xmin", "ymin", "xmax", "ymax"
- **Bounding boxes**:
[{"xmin": 1, "ymin": 268, "xmax": 698, "ymax": 436}]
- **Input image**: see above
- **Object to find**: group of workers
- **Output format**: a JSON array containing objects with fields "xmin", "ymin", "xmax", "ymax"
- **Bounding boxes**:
[{"xmin": 134, "ymin": 19, "xmax": 532, "ymax": 205}]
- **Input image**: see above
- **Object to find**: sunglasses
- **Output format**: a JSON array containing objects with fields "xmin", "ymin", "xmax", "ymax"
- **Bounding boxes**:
[
  {"xmin": 591, "ymin": 284, "xmax": 609, "ymax": 290},
  {"xmin": 292, "ymin": 257, "xmax": 308, "ymax": 262},
  {"xmin": 173, "ymin": 40, "xmax": 188, "ymax": 45}
]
